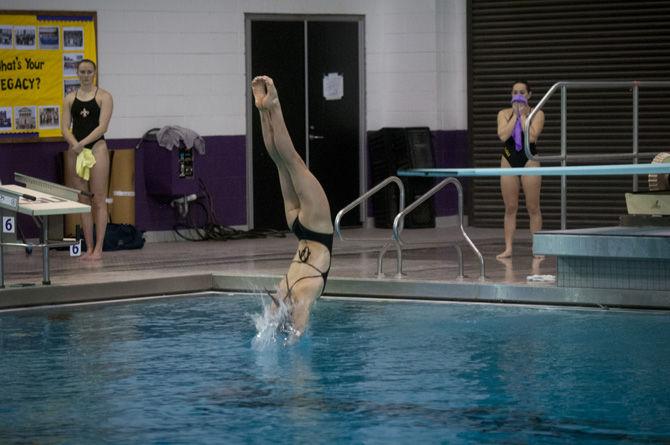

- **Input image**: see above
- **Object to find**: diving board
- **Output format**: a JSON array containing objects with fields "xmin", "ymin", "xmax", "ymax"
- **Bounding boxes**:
[
  {"xmin": 398, "ymin": 163, "xmax": 670, "ymax": 177},
  {"xmin": 0, "ymin": 174, "xmax": 90, "ymax": 288}
]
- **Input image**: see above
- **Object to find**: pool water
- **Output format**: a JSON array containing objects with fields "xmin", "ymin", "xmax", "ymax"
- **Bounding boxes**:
[{"xmin": 1, "ymin": 293, "xmax": 669, "ymax": 444}]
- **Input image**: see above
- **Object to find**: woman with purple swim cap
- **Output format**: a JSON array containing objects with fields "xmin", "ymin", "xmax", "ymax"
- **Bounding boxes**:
[{"xmin": 496, "ymin": 81, "xmax": 545, "ymax": 260}]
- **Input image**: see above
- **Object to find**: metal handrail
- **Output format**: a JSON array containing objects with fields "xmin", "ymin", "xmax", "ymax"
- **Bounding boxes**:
[
  {"xmin": 524, "ymin": 80, "xmax": 670, "ymax": 163},
  {"xmin": 523, "ymin": 80, "xmax": 670, "ymax": 229},
  {"xmin": 334, "ymin": 176, "xmax": 405, "ymax": 278},
  {"xmin": 392, "ymin": 177, "xmax": 485, "ymax": 281}
]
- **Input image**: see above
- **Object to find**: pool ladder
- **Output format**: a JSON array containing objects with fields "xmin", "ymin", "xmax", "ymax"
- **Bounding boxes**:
[{"xmin": 334, "ymin": 176, "xmax": 485, "ymax": 280}]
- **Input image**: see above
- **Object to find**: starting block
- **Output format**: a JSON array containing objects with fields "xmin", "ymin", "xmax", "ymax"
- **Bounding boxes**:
[{"xmin": 0, "ymin": 173, "xmax": 91, "ymax": 287}]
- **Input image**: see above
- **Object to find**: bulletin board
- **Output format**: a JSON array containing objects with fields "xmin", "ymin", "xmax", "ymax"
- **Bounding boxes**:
[{"xmin": 0, "ymin": 11, "xmax": 97, "ymax": 140}]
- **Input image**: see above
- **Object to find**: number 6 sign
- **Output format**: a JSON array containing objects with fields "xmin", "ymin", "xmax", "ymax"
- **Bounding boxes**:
[
  {"xmin": 70, "ymin": 240, "xmax": 82, "ymax": 257},
  {"xmin": 2, "ymin": 216, "xmax": 15, "ymax": 234}
]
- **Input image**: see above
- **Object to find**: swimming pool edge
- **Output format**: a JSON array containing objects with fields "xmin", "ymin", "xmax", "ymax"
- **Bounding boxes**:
[
  {"xmin": 212, "ymin": 274, "xmax": 670, "ymax": 310},
  {"xmin": 1, "ymin": 273, "xmax": 668, "ymax": 310},
  {"xmin": 0, "ymin": 274, "xmax": 213, "ymax": 310}
]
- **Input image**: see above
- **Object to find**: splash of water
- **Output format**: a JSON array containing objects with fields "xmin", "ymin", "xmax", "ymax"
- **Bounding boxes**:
[
  {"xmin": 250, "ymin": 291, "xmax": 302, "ymax": 350},
  {"xmin": 251, "ymin": 293, "xmax": 285, "ymax": 350}
]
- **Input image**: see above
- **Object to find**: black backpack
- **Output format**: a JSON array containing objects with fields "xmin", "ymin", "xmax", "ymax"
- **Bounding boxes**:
[{"xmin": 80, "ymin": 223, "xmax": 145, "ymax": 251}]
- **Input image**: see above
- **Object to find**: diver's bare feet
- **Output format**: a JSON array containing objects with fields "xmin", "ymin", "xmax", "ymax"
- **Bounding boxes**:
[
  {"xmin": 496, "ymin": 249, "xmax": 513, "ymax": 259},
  {"xmin": 251, "ymin": 76, "xmax": 279, "ymax": 110},
  {"xmin": 496, "ymin": 256, "xmax": 515, "ymax": 282},
  {"xmin": 82, "ymin": 251, "xmax": 102, "ymax": 261},
  {"xmin": 496, "ymin": 256, "xmax": 512, "ymax": 266}
]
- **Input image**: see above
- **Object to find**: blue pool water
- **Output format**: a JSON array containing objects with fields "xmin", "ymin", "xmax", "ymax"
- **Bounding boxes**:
[{"xmin": 1, "ymin": 293, "xmax": 669, "ymax": 444}]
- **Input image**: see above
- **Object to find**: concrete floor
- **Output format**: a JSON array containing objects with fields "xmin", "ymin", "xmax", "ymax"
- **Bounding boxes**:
[{"xmin": 1, "ymin": 226, "xmax": 552, "ymax": 289}]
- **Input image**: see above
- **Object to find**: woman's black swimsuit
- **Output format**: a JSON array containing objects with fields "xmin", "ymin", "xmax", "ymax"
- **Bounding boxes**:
[
  {"xmin": 265, "ymin": 217, "xmax": 333, "ymax": 309},
  {"xmin": 503, "ymin": 135, "xmax": 536, "ymax": 169},
  {"xmin": 502, "ymin": 113, "xmax": 536, "ymax": 169},
  {"xmin": 71, "ymin": 88, "xmax": 104, "ymax": 149}
]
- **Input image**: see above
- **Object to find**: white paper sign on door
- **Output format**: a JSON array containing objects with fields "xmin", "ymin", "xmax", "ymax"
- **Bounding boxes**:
[{"xmin": 323, "ymin": 73, "xmax": 343, "ymax": 101}]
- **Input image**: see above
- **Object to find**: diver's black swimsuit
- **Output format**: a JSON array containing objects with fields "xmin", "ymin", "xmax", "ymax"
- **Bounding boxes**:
[
  {"xmin": 265, "ymin": 217, "xmax": 333, "ymax": 308},
  {"xmin": 291, "ymin": 217, "xmax": 332, "ymax": 279}
]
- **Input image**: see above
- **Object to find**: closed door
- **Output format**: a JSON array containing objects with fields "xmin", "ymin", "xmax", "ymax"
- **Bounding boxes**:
[{"xmin": 249, "ymin": 16, "xmax": 362, "ymax": 230}]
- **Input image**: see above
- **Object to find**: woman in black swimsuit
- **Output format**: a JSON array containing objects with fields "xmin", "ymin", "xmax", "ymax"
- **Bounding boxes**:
[
  {"xmin": 251, "ymin": 75, "xmax": 333, "ymax": 341},
  {"xmin": 496, "ymin": 81, "xmax": 545, "ymax": 259},
  {"xmin": 61, "ymin": 59, "xmax": 114, "ymax": 261}
]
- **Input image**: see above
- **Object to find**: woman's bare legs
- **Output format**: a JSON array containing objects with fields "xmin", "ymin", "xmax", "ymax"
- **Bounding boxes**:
[
  {"xmin": 64, "ymin": 148, "xmax": 94, "ymax": 259},
  {"xmin": 498, "ymin": 157, "xmax": 519, "ymax": 259},
  {"xmin": 255, "ymin": 107, "xmax": 301, "ymax": 226},
  {"xmin": 251, "ymin": 76, "xmax": 332, "ymax": 233},
  {"xmin": 63, "ymin": 141, "xmax": 109, "ymax": 260},
  {"xmin": 86, "ymin": 142, "xmax": 110, "ymax": 260},
  {"xmin": 498, "ymin": 157, "xmax": 543, "ymax": 260}
]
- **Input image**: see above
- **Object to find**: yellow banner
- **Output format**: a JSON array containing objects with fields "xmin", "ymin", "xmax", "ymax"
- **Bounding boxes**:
[{"xmin": 0, "ymin": 14, "xmax": 97, "ymax": 138}]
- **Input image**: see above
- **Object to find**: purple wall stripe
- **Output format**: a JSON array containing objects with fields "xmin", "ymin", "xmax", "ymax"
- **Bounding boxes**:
[{"xmin": 1, "ymin": 129, "xmax": 468, "ymax": 237}]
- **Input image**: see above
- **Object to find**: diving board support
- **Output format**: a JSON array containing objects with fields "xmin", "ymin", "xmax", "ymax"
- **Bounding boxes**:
[
  {"xmin": 560, "ymin": 84, "xmax": 567, "ymax": 229},
  {"xmin": 0, "ymin": 176, "xmax": 90, "ymax": 288},
  {"xmin": 523, "ymin": 80, "xmax": 670, "ymax": 227}
]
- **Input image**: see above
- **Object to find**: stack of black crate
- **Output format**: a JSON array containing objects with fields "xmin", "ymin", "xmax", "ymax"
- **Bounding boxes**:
[{"xmin": 368, "ymin": 127, "xmax": 436, "ymax": 228}]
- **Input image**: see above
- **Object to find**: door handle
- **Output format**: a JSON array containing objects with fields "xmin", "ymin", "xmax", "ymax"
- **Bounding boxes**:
[{"xmin": 309, "ymin": 134, "xmax": 325, "ymax": 141}]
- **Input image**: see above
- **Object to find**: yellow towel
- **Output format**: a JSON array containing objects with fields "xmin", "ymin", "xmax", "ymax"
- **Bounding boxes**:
[{"xmin": 75, "ymin": 148, "xmax": 96, "ymax": 181}]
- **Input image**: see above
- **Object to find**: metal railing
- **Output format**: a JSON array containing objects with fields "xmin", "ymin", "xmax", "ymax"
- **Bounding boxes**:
[
  {"xmin": 524, "ymin": 80, "xmax": 670, "ymax": 229},
  {"xmin": 392, "ymin": 178, "xmax": 485, "ymax": 281},
  {"xmin": 334, "ymin": 176, "xmax": 405, "ymax": 278}
]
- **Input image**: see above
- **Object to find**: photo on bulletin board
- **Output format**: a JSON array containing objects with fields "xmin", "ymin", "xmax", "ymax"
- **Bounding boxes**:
[
  {"xmin": 0, "ymin": 26, "xmax": 11, "ymax": 48},
  {"xmin": 63, "ymin": 27, "xmax": 84, "ymax": 50},
  {"xmin": 38, "ymin": 105, "xmax": 59, "ymax": 129},
  {"xmin": 64, "ymin": 79, "xmax": 80, "ymax": 96},
  {"xmin": 14, "ymin": 106, "xmax": 36, "ymax": 130},
  {"xmin": 0, "ymin": 11, "xmax": 97, "ymax": 140},
  {"xmin": 0, "ymin": 106, "xmax": 12, "ymax": 130},
  {"xmin": 63, "ymin": 52, "xmax": 83, "ymax": 76},
  {"xmin": 38, "ymin": 26, "xmax": 59, "ymax": 49},
  {"xmin": 14, "ymin": 26, "xmax": 36, "ymax": 49}
]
